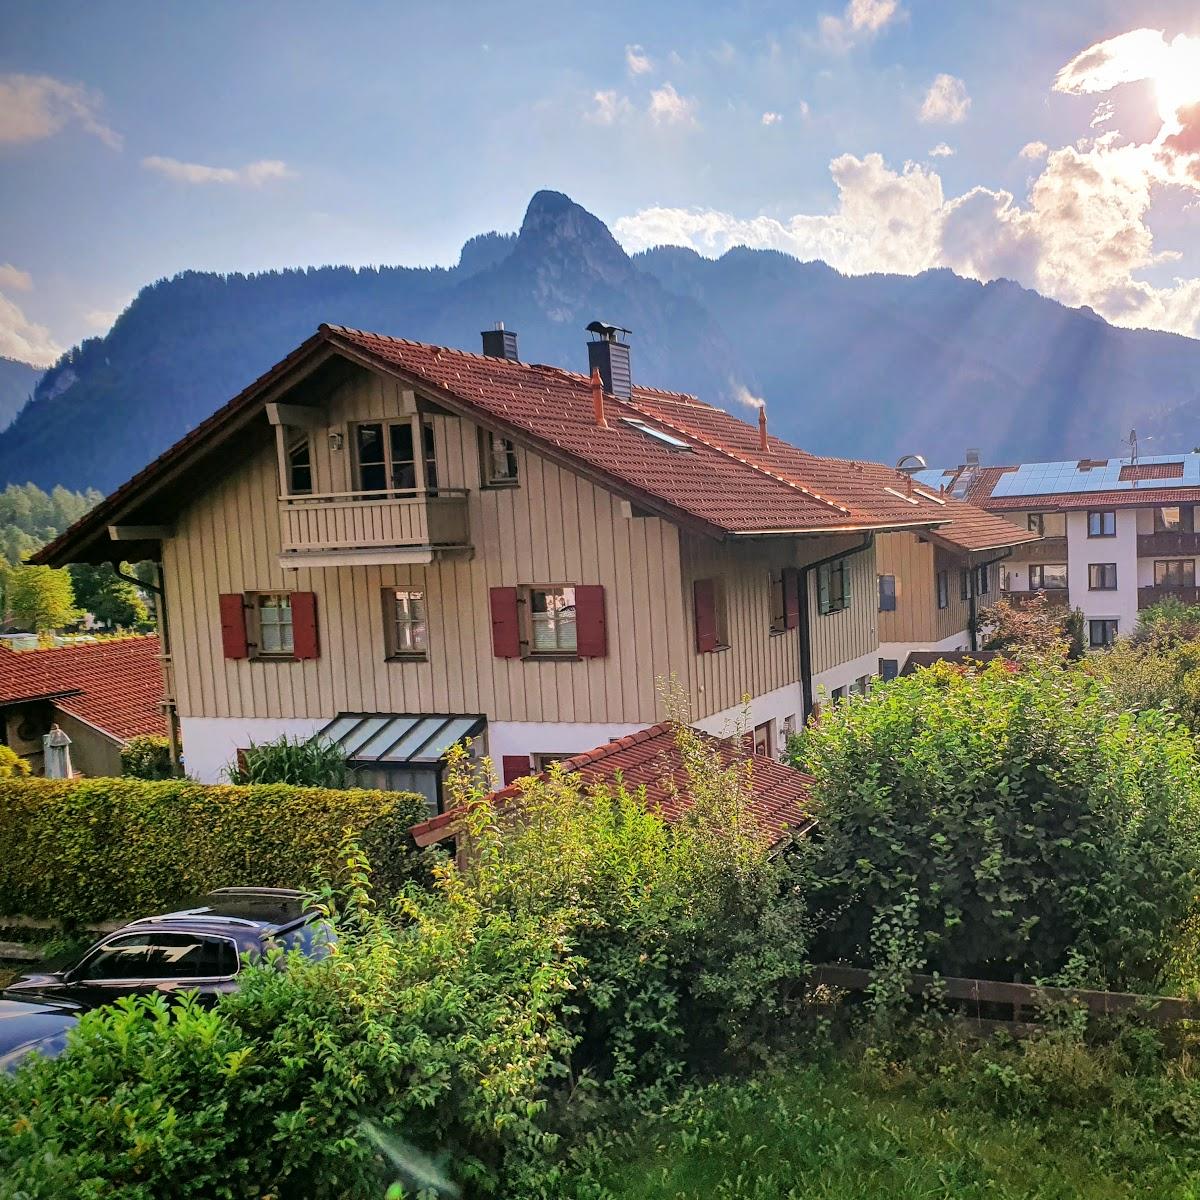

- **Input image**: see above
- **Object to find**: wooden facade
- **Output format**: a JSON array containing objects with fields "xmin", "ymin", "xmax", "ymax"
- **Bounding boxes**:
[{"xmin": 875, "ymin": 532, "xmax": 984, "ymax": 645}]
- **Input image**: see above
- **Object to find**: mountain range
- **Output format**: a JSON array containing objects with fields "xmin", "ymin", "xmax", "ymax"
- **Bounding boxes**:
[
  {"xmin": 5, "ymin": 189, "xmax": 1200, "ymax": 495},
  {"xmin": 0, "ymin": 357, "xmax": 43, "ymax": 434}
]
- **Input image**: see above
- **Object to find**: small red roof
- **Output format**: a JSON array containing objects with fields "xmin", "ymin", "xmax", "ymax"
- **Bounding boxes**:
[
  {"xmin": 0, "ymin": 636, "xmax": 165, "ymax": 741},
  {"xmin": 410, "ymin": 721, "xmax": 816, "ymax": 849}
]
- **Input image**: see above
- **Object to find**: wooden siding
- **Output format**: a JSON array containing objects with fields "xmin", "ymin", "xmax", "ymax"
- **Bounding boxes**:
[
  {"xmin": 807, "ymin": 541, "xmax": 878, "ymax": 675},
  {"xmin": 876, "ymin": 533, "xmax": 972, "ymax": 644}
]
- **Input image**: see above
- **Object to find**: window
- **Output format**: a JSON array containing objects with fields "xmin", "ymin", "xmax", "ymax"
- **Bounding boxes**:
[
  {"xmin": 75, "ymin": 934, "xmax": 154, "ymax": 980},
  {"xmin": 481, "ymin": 431, "xmax": 519, "ymax": 486},
  {"xmin": 1155, "ymin": 559, "xmax": 1196, "ymax": 587},
  {"xmin": 1089, "ymin": 618, "xmax": 1118, "ymax": 648},
  {"xmin": 1155, "ymin": 505, "xmax": 1194, "ymax": 532},
  {"xmin": 1088, "ymin": 510, "xmax": 1117, "ymax": 537},
  {"xmin": 855, "ymin": 674, "xmax": 872, "ymax": 695},
  {"xmin": 533, "ymin": 752, "xmax": 572, "ymax": 770},
  {"xmin": 782, "ymin": 714, "xmax": 797, "ymax": 739},
  {"xmin": 354, "ymin": 419, "xmax": 436, "ymax": 493},
  {"xmin": 1088, "ymin": 563, "xmax": 1118, "ymax": 590},
  {"xmin": 879, "ymin": 658, "xmax": 900, "ymax": 681},
  {"xmin": 878, "ymin": 574, "xmax": 896, "ymax": 613},
  {"xmin": 752, "ymin": 721, "xmax": 773, "ymax": 757},
  {"xmin": 831, "ymin": 685, "xmax": 848, "ymax": 701},
  {"xmin": 255, "ymin": 593, "xmax": 294, "ymax": 656},
  {"xmin": 1027, "ymin": 513, "xmax": 1044, "ymax": 535},
  {"xmin": 975, "ymin": 564, "xmax": 991, "ymax": 596},
  {"xmin": 528, "ymin": 586, "xmax": 577, "ymax": 654},
  {"xmin": 386, "ymin": 588, "xmax": 427, "ymax": 658},
  {"xmin": 818, "ymin": 559, "xmax": 851, "ymax": 615},
  {"xmin": 936, "ymin": 570, "xmax": 949, "ymax": 609},
  {"xmin": 142, "ymin": 933, "xmax": 239, "ymax": 980},
  {"xmin": 959, "ymin": 569, "xmax": 970, "ymax": 601},
  {"xmin": 1030, "ymin": 563, "xmax": 1068, "ymax": 590},
  {"xmin": 287, "ymin": 434, "xmax": 312, "ymax": 494}
]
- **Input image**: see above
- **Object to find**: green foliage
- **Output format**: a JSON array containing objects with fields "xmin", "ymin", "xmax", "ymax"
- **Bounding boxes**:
[
  {"xmin": 0, "ymin": 777, "xmax": 426, "ymax": 925},
  {"xmin": 119, "ymin": 734, "xmax": 173, "ymax": 780},
  {"xmin": 978, "ymin": 592, "xmax": 1081, "ymax": 657},
  {"xmin": 1084, "ymin": 636, "xmax": 1200, "ymax": 732},
  {"xmin": 0, "ymin": 745, "xmax": 30, "ymax": 777},
  {"xmin": 6, "ymin": 562, "xmax": 80, "ymax": 632},
  {"xmin": 67, "ymin": 562, "xmax": 150, "ymax": 629},
  {"xmin": 0, "ymin": 482, "xmax": 100, "ymax": 569},
  {"xmin": 789, "ymin": 660, "xmax": 1200, "ymax": 989},
  {"xmin": 226, "ymin": 733, "xmax": 357, "ymax": 788},
  {"xmin": 1132, "ymin": 597, "xmax": 1200, "ymax": 647}
]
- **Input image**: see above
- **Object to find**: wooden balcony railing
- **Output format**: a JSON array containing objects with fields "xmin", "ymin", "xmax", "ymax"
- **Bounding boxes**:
[
  {"xmin": 1137, "ymin": 531, "xmax": 1200, "ymax": 557},
  {"xmin": 1138, "ymin": 585, "xmax": 1200, "ymax": 610},
  {"xmin": 1013, "ymin": 536, "xmax": 1068, "ymax": 564},
  {"xmin": 279, "ymin": 488, "xmax": 471, "ymax": 557}
]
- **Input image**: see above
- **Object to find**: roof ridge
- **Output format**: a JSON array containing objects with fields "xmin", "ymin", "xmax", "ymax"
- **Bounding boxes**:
[{"xmin": 619, "ymin": 397, "xmax": 854, "ymax": 518}]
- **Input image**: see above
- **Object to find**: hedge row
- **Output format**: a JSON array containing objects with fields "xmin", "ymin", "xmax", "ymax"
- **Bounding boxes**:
[{"xmin": 0, "ymin": 777, "xmax": 428, "ymax": 925}]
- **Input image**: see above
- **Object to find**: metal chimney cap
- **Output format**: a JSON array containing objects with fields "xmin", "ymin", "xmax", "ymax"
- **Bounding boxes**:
[
  {"xmin": 895, "ymin": 453, "xmax": 927, "ymax": 475},
  {"xmin": 586, "ymin": 320, "xmax": 632, "ymax": 343}
]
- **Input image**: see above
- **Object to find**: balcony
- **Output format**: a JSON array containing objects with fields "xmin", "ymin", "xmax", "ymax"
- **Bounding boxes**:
[
  {"xmin": 278, "ymin": 488, "xmax": 471, "ymax": 566},
  {"xmin": 1138, "ymin": 585, "xmax": 1200, "ymax": 610},
  {"xmin": 1004, "ymin": 588, "xmax": 1070, "ymax": 608},
  {"xmin": 1015, "ymin": 537, "xmax": 1068, "ymax": 564},
  {"xmin": 1137, "ymin": 531, "xmax": 1200, "ymax": 557}
]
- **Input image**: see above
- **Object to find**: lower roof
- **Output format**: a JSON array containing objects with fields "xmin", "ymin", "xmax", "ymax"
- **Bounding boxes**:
[{"xmin": 318, "ymin": 712, "xmax": 485, "ymax": 766}]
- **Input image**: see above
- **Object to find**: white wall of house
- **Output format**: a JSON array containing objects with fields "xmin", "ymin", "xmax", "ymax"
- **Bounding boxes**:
[
  {"xmin": 180, "ymin": 715, "xmax": 330, "ymax": 782},
  {"xmin": 878, "ymin": 629, "xmax": 971, "ymax": 670},
  {"xmin": 1065, "ymin": 508, "xmax": 1139, "ymax": 637},
  {"xmin": 812, "ymin": 646, "xmax": 881, "ymax": 700},
  {"xmin": 485, "ymin": 720, "xmax": 649, "ymax": 771}
]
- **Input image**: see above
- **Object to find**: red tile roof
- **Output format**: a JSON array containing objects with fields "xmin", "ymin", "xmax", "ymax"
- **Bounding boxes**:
[
  {"xmin": 0, "ymin": 636, "xmax": 165, "ymax": 741},
  {"xmin": 410, "ymin": 720, "xmax": 816, "ymax": 849},
  {"xmin": 35, "ymin": 325, "xmax": 1035, "ymax": 566}
]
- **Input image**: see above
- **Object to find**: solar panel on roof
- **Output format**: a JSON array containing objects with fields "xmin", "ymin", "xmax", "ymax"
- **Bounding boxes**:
[{"xmin": 990, "ymin": 453, "xmax": 1200, "ymax": 499}]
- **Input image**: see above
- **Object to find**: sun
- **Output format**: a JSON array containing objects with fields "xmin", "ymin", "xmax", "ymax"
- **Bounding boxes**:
[{"xmin": 1152, "ymin": 34, "xmax": 1200, "ymax": 126}]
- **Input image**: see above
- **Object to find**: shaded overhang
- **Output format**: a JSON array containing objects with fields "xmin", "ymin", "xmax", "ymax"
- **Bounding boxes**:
[{"xmin": 317, "ymin": 712, "xmax": 486, "ymax": 767}]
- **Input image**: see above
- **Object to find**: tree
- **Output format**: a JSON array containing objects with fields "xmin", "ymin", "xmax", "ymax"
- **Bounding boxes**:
[
  {"xmin": 977, "ymin": 593, "xmax": 1082, "ymax": 658},
  {"xmin": 7, "ymin": 564, "xmax": 80, "ymax": 633},
  {"xmin": 68, "ymin": 562, "xmax": 149, "ymax": 629}
]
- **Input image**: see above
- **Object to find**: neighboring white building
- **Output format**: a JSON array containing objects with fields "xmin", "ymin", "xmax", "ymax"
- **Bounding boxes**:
[{"xmin": 917, "ymin": 453, "xmax": 1200, "ymax": 648}]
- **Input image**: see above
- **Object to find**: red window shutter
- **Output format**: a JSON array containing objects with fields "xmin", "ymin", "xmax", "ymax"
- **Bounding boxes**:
[
  {"xmin": 574, "ymin": 584, "xmax": 607, "ymax": 657},
  {"xmin": 291, "ymin": 591, "xmax": 320, "ymax": 660},
  {"xmin": 219, "ymin": 593, "xmax": 249, "ymax": 659},
  {"xmin": 490, "ymin": 586, "xmax": 521, "ymax": 658},
  {"xmin": 694, "ymin": 578, "xmax": 718, "ymax": 653},
  {"xmin": 502, "ymin": 755, "xmax": 531, "ymax": 785},
  {"xmin": 783, "ymin": 568, "xmax": 801, "ymax": 630}
]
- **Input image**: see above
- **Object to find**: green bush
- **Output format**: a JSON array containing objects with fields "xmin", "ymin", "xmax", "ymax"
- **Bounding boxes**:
[
  {"xmin": 0, "ymin": 777, "xmax": 426, "ymax": 924},
  {"xmin": 0, "ymin": 745, "xmax": 30, "ymax": 778},
  {"xmin": 789, "ymin": 659, "xmax": 1200, "ymax": 989},
  {"xmin": 119, "ymin": 734, "xmax": 173, "ymax": 780},
  {"xmin": 225, "ymin": 733, "xmax": 357, "ymax": 787}
]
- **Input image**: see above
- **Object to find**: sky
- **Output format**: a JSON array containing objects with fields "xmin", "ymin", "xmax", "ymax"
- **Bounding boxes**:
[{"xmin": 2, "ymin": 1, "xmax": 1200, "ymax": 366}]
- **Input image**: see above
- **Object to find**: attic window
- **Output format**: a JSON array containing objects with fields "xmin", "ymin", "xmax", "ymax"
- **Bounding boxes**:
[{"xmin": 619, "ymin": 417, "xmax": 692, "ymax": 451}]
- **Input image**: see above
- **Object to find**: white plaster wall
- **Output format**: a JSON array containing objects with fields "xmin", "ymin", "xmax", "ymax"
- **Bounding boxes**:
[
  {"xmin": 1065, "ymin": 509, "xmax": 1139, "ymax": 636},
  {"xmin": 180, "ymin": 716, "xmax": 330, "ymax": 782},
  {"xmin": 878, "ymin": 629, "xmax": 971, "ymax": 668},
  {"xmin": 485, "ymin": 720, "xmax": 648, "ymax": 770},
  {"xmin": 692, "ymin": 680, "xmax": 804, "ymax": 756},
  {"xmin": 812, "ymin": 647, "xmax": 882, "ymax": 701}
]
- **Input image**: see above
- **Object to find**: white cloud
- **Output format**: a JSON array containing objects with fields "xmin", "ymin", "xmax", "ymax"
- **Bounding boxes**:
[
  {"xmin": 84, "ymin": 309, "xmax": 120, "ymax": 331},
  {"xmin": 1090, "ymin": 99, "xmax": 1116, "ymax": 128},
  {"xmin": 586, "ymin": 90, "xmax": 633, "ymax": 125},
  {"xmin": 920, "ymin": 74, "xmax": 971, "ymax": 124},
  {"xmin": 141, "ymin": 156, "xmax": 295, "ymax": 186},
  {"xmin": 1020, "ymin": 140, "xmax": 1049, "ymax": 160},
  {"xmin": 625, "ymin": 44, "xmax": 653, "ymax": 76},
  {"xmin": 762, "ymin": 111, "xmax": 783, "ymax": 126},
  {"xmin": 1053, "ymin": 28, "xmax": 1171, "ymax": 96},
  {"xmin": 0, "ymin": 265, "xmax": 32, "ymax": 292},
  {"xmin": 0, "ymin": 293, "xmax": 60, "ymax": 367},
  {"xmin": 819, "ymin": 0, "xmax": 902, "ymax": 51},
  {"xmin": 0, "ymin": 73, "xmax": 121, "ymax": 148},
  {"xmin": 648, "ymin": 83, "xmax": 697, "ymax": 127},
  {"xmin": 929, "ymin": 142, "xmax": 955, "ymax": 157}
]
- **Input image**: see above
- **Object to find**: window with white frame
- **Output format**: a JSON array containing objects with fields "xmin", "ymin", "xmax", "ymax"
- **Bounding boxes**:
[
  {"xmin": 386, "ymin": 588, "xmax": 427, "ymax": 657},
  {"xmin": 818, "ymin": 559, "xmax": 851, "ymax": 615},
  {"xmin": 255, "ymin": 593, "xmax": 294, "ymax": 656},
  {"xmin": 528, "ymin": 586, "xmax": 577, "ymax": 654},
  {"xmin": 481, "ymin": 431, "xmax": 519, "ymax": 486}
]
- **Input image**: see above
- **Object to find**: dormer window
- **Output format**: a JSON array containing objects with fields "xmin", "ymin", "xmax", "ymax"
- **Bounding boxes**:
[
  {"xmin": 287, "ymin": 434, "xmax": 312, "ymax": 495},
  {"xmin": 619, "ymin": 417, "xmax": 692, "ymax": 451}
]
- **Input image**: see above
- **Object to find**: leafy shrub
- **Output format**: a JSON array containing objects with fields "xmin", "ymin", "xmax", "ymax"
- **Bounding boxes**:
[
  {"xmin": 790, "ymin": 660, "xmax": 1200, "ymax": 989},
  {"xmin": 226, "ymin": 733, "xmax": 357, "ymax": 787},
  {"xmin": 0, "ymin": 777, "xmax": 426, "ymax": 924},
  {"xmin": 1132, "ymin": 597, "xmax": 1200, "ymax": 647},
  {"xmin": 120, "ymin": 734, "xmax": 173, "ymax": 780},
  {"xmin": 0, "ymin": 745, "xmax": 30, "ymax": 777},
  {"xmin": 1084, "ymin": 636, "xmax": 1200, "ymax": 734}
]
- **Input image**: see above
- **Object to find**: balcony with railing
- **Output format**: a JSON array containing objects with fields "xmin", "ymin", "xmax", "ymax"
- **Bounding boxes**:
[
  {"xmin": 278, "ymin": 487, "xmax": 471, "ymax": 564},
  {"xmin": 1138, "ymin": 584, "xmax": 1200, "ymax": 610},
  {"xmin": 1015, "ymin": 536, "xmax": 1068, "ymax": 564},
  {"xmin": 1003, "ymin": 588, "xmax": 1070, "ymax": 608},
  {"xmin": 1137, "ymin": 531, "xmax": 1200, "ymax": 557}
]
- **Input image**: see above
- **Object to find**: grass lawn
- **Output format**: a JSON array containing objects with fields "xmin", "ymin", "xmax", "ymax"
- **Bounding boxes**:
[{"xmin": 574, "ymin": 1060, "xmax": 1200, "ymax": 1200}]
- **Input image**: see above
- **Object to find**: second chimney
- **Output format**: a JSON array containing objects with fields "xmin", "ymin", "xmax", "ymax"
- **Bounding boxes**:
[
  {"xmin": 758, "ymin": 405, "xmax": 769, "ymax": 453},
  {"xmin": 481, "ymin": 322, "xmax": 519, "ymax": 362},
  {"xmin": 586, "ymin": 320, "xmax": 632, "ymax": 399}
]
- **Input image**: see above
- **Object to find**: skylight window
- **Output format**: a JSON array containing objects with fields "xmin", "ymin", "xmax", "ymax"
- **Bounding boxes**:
[{"xmin": 620, "ymin": 417, "xmax": 692, "ymax": 451}]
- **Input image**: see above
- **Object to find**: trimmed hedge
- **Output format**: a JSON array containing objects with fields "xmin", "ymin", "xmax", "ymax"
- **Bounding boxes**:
[{"xmin": 0, "ymin": 777, "xmax": 427, "ymax": 925}]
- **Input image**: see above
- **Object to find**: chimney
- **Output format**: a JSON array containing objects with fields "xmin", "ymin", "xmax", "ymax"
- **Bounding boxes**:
[
  {"xmin": 591, "ymin": 367, "xmax": 607, "ymax": 428},
  {"xmin": 481, "ymin": 322, "xmax": 519, "ymax": 362},
  {"xmin": 965, "ymin": 447, "xmax": 981, "ymax": 467},
  {"xmin": 758, "ymin": 404, "xmax": 769, "ymax": 452},
  {"xmin": 586, "ymin": 320, "xmax": 632, "ymax": 400}
]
